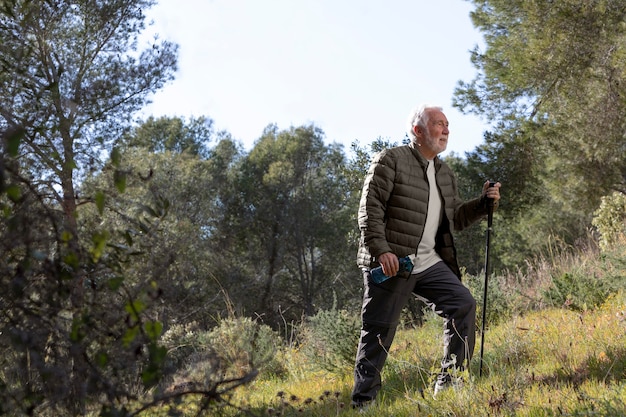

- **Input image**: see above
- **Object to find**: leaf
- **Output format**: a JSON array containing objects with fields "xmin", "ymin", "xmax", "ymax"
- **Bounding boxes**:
[
  {"xmin": 95, "ymin": 191, "xmax": 105, "ymax": 215},
  {"xmin": 5, "ymin": 127, "xmax": 23, "ymax": 156},
  {"xmin": 110, "ymin": 147, "xmax": 122, "ymax": 167},
  {"xmin": 122, "ymin": 326, "xmax": 139, "ymax": 348},
  {"xmin": 5, "ymin": 185, "xmax": 21, "ymax": 202},
  {"xmin": 107, "ymin": 276, "xmax": 124, "ymax": 291},
  {"xmin": 124, "ymin": 299, "xmax": 146, "ymax": 319},
  {"xmin": 96, "ymin": 352, "xmax": 109, "ymax": 368},
  {"xmin": 113, "ymin": 170, "xmax": 127, "ymax": 193},
  {"xmin": 141, "ymin": 344, "xmax": 167, "ymax": 387},
  {"xmin": 143, "ymin": 320, "xmax": 163, "ymax": 341},
  {"xmin": 90, "ymin": 230, "xmax": 109, "ymax": 262}
]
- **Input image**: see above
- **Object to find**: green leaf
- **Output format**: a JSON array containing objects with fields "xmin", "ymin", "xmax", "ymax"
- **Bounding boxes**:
[
  {"xmin": 141, "ymin": 344, "xmax": 167, "ymax": 387},
  {"xmin": 113, "ymin": 170, "xmax": 127, "ymax": 193},
  {"xmin": 122, "ymin": 326, "xmax": 139, "ymax": 348},
  {"xmin": 63, "ymin": 251, "xmax": 79, "ymax": 269},
  {"xmin": 96, "ymin": 352, "xmax": 109, "ymax": 368},
  {"xmin": 5, "ymin": 127, "xmax": 23, "ymax": 156},
  {"xmin": 110, "ymin": 146, "xmax": 122, "ymax": 167},
  {"xmin": 107, "ymin": 276, "xmax": 124, "ymax": 290},
  {"xmin": 95, "ymin": 191, "xmax": 105, "ymax": 214},
  {"xmin": 144, "ymin": 320, "xmax": 163, "ymax": 341},
  {"xmin": 90, "ymin": 230, "xmax": 109, "ymax": 262},
  {"xmin": 124, "ymin": 299, "xmax": 146, "ymax": 319},
  {"xmin": 5, "ymin": 185, "xmax": 21, "ymax": 202}
]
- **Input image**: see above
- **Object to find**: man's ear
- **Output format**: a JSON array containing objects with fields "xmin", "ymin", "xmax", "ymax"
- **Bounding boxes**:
[{"xmin": 413, "ymin": 125, "xmax": 422, "ymax": 137}]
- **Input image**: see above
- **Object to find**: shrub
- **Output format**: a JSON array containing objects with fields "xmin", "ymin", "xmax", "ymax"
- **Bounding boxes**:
[
  {"xmin": 543, "ymin": 264, "xmax": 624, "ymax": 312},
  {"xmin": 592, "ymin": 191, "xmax": 626, "ymax": 252},
  {"xmin": 464, "ymin": 271, "xmax": 513, "ymax": 327},
  {"xmin": 298, "ymin": 308, "xmax": 360, "ymax": 373},
  {"xmin": 204, "ymin": 317, "xmax": 285, "ymax": 379},
  {"xmin": 160, "ymin": 316, "xmax": 285, "ymax": 392}
]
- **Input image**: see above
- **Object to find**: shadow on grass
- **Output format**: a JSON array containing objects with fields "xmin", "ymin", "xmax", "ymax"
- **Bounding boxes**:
[{"xmin": 531, "ymin": 346, "xmax": 626, "ymax": 387}]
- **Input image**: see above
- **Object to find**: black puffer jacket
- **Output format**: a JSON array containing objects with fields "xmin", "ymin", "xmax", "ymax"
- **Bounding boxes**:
[{"xmin": 356, "ymin": 143, "xmax": 490, "ymax": 278}]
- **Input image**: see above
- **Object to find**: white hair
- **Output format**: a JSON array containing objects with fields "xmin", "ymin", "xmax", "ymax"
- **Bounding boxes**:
[{"xmin": 406, "ymin": 104, "xmax": 443, "ymax": 141}]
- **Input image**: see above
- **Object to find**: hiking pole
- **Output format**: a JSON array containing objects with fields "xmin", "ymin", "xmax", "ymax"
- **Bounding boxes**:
[{"xmin": 479, "ymin": 181, "xmax": 496, "ymax": 377}]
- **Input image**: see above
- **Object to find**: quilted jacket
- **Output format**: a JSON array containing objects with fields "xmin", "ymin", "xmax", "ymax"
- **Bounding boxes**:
[{"xmin": 356, "ymin": 143, "xmax": 490, "ymax": 278}]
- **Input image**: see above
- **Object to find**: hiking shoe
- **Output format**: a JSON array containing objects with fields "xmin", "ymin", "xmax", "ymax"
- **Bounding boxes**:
[
  {"xmin": 351, "ymin": 399, "xmax": 375, "ymax": 413},
  {"xmin": 433, "ymin": 374, "xmax": 464, "ymax": 397}
]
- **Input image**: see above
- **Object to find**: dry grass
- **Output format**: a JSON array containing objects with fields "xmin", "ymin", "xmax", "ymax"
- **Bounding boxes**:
[
  {"xmin": 141, "ymin": 236, "xmax": 626, "ymax": 416},
  {"xmin": 224, "ymin": 292, "xmax": 625, "ymax": 417}
]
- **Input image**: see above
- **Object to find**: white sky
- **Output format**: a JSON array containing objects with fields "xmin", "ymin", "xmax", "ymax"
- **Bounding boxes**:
[{"xmin": 141, "ymin": 0, "xmax": 488, "ymax": 157}]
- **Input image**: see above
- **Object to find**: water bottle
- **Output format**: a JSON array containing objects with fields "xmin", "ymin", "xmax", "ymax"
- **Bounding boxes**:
[{"xmin": 370, "ymin": 256, "xmax": 414, "ymax": 284}]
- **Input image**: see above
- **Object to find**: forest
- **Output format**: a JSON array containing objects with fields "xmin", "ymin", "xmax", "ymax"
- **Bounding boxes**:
[{"xmin": 1, "ymin": 0, "xmax": 625, "ymax": 415}]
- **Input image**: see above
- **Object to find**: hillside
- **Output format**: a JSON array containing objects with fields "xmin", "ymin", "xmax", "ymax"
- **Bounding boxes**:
[{"xmin": 150, "ymin": 289, "xmax": 624, "ymax": 417}]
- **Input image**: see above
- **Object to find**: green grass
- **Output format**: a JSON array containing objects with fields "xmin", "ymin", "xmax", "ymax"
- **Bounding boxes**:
[
  {"xmin": 143, "ymin": 317, "xmax": 626, "ymax": 416},
  {"xmin": 140, "ymin": 238, "xmax": 626, "ymax": 416},
  {"xmin": 164, "ymin": 291, "xmax": 625, "ymax": 417}
]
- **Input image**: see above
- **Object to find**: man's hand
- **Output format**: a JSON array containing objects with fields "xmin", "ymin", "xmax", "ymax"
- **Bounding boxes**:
[
  {"xmin": 481, "ymin": 180, "xmax": 501, "ymax": 205},
  {"xmin": 377, "ymin": 252, "xmax": 399, "ymax": 277}
]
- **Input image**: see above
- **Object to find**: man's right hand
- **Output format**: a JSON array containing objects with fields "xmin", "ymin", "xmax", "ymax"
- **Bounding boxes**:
[{"xmin": 377, "ymin": 252, "xmax": 399, "ymax": 277}]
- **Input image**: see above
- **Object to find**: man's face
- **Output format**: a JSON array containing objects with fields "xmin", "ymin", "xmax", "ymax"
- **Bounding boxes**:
[{"xmin": 415, "ymin": 109, "xmax": 449, "ymax": 159}]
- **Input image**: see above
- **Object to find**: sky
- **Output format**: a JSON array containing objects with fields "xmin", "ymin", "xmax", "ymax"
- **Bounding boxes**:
[{"xmin": 141, "ymin": 0, "xmax": 488, "ymax": 157}]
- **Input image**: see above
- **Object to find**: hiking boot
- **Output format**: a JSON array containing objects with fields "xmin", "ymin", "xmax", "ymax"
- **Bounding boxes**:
[
  {"xmin": 351, "ymin": 399, "xmax": 375, "ymax": 413},
  {"xmin": 433, "ymin": 374, "xmax": 464, "ymax": 397}
]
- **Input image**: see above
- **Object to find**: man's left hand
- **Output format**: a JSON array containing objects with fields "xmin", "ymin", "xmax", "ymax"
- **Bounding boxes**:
[{"xmin": 481, "ymin": 180, "xmax": 501, "ymax": 205}]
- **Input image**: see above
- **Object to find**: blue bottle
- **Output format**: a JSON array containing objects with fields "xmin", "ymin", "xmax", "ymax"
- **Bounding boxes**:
[{"xmin": 370, "ymin": 256, "xmax": 414, "ymax": 284}]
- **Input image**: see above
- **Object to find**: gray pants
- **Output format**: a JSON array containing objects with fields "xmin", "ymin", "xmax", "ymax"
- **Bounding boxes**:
[{"xmin": 351, "ymin": 261, "xmax": 476, "ymax": 404}]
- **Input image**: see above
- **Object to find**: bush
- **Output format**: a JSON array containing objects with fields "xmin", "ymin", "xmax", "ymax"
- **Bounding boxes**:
[
  {"xmin": 160, "ymin": 317, "xmax": 285, "ymax": 392},
  {"xmin": 543, "ymin": 270, "xmax": 609, "ymax": 311},
  {"xmin": 592, "ymin": 191, "xmax": 626, "ymax": 252},
  {"xmin": 298, "ymin": 308, "xmax": 360, "ymax": 373},
  {"xmin": 205, "ymin": 317, "xmax": 285, "ymax": 379},
  {"xmin": 542, "ymin": 251, "xmax": 626, "ymax": 312},
  {"xmin": 464, "ymin": 271, "xmax": 513, "ymax": 328}
]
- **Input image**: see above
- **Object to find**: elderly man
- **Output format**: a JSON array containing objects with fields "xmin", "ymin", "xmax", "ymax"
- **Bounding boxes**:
[{"xmin": 351, "ymin": 104, "xmax": 501, "ymax": 407}]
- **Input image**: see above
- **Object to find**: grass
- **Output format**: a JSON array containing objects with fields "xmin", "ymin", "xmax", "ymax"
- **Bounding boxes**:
[
  {"xmin": 241, "ymin": 294, "xmax": 626, "ymax": 417},
  {"xmin": 174, "ymin": 290, "xmax": 624, "ymax": 417},
  {"xmin": 141, "ymin": 237, "xmax": 626, "ymax": 416}
]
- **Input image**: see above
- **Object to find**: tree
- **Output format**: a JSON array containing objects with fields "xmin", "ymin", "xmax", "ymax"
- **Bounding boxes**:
[
  {"xmin": 226, "ymin": 125, "xmax": 358, "ymax": 322},
  {"xmin": 118, "ymin": 115, "xmax": 216, "ymax": 158},
  {"xmin": 454, "ymin": 0, "xmax": 626, "ymax": 259},
  {"xmin": 89, "ymin": 117, "xmax": 245, "ymax": 331},
  {"xmin": 0, "ymin": 0, "xmax": 177, "ymax": 414}
]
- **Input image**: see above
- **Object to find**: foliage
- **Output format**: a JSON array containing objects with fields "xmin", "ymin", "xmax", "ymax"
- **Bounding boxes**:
[
  {"xmin": 544, "ymin": 270, "xmax": 616, "ymax": 312},
  {"xmin": 464, "ymin": 270, "xmax": 513, "ymax": 328},
  {"xmin": 0, "ymin": 0, "xmax": 184, "ymax": 414},
  {"xmin": 298, "ymin": 305, "xmax": 361, "ymax": 373},
  {"xmin": 454, "ymin": 0, "xmax": 626, "ymax": 267},
  {"xmin": 592, "ymin": 191, "xmax": 626, "ymax": 252},
  {"xmin": 160, "ymin": 317, "xmax": 282, "ymax": 385},
  {"xmin": 204, "ymin": 317, "xmax": 285, "ymax": 379},
  {"xmin": 81, "ymin": 141, "xmax": 243, "ymax": 330},
  {"xmin": 0, "ymin": 154, "xmax": 172, "ymax": 415},
  {"xmin": 223, "ymin": 124, "xmax": 359, "ymax": 323},
  {"xmin": 541, "ymin": 236, "xmax": 626, "ymax": 311},
  {"xmin": 220, "ymin": 282, "xmax": 626, "ymax": 417},
  {"xmin": 117, "ymin": 115, "xmax": 218, "ymax": 158}
]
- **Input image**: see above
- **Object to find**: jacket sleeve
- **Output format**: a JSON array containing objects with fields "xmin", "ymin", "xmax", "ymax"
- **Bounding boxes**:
[{"xmin": 358, "ymin": 150, "xmax": 396, "ymax": 260}]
